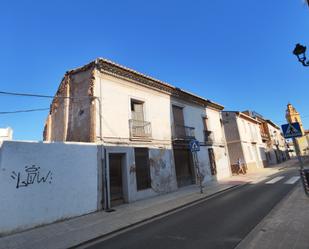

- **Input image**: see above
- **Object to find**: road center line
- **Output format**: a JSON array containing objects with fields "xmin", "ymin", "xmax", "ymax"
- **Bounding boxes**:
[
  {"xmin": 265, "ymin": 176, "xmax": 285, "ymax": 184},
  {"xmin": 284, "ymin": 176, "xmax": 300, "ymax": 184}
]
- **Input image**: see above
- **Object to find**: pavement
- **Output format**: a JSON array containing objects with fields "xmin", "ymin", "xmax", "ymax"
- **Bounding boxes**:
[{"xmin": 0, "ymin": 159, "xmax": 301, "ymax": 249}]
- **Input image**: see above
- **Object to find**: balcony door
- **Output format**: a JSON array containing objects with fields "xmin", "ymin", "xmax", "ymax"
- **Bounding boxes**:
[
  {"xmin": 172, "ymin": 105, "xmax": 186, "ymax": 138},
  {"xmin": 131, "ymin": 100, "xmax": 145, "ymax": 137},
  {"xmin": 131, "ymin": 100, "xmax": 144, "ymax": 122}
]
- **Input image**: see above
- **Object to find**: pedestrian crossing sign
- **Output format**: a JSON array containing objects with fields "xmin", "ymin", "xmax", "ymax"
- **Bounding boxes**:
[
  {"xmin": 189, "ymin": 139, "xmax": 200, "ymax": 152},
  {"xmin": 281, "ymin": 122, "xmax": 302, "ymax": 138}
]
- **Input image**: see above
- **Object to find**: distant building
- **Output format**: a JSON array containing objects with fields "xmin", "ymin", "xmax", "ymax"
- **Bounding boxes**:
[
  {"xmin": 285, "ymin": 103, "xmax": 309, "ymax": 156},
  {"xmin": 243, "ymin": 111, "xmax": 288, "ymax": 165},
  {"xmin": 222, "ymin": 111, "xmax": 266, "ymax": 172},
  {"xmin": 0, "ymin": 127, "xmax": 13, "ymax": 141}
]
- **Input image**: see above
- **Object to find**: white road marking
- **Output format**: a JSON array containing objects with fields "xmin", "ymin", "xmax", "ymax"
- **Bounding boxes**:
[
  {"xmin": 265, "ymin": 176, "xmax": 285, "ymax": 184},
  {"xmin": 284, "ymin": 176, "xmax": 300, "ymax": 184},
  {"xmin": 251, "ymin": 176, "xmax": 268, "ymax": 184}
]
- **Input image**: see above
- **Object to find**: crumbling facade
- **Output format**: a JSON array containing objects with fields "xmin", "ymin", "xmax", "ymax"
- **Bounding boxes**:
[{"xmin": 44, "ymin": 58, "xmax": 231, "ymax": 206}]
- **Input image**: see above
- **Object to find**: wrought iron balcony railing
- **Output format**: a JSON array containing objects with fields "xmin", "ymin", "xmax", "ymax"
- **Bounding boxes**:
[
  {"xmin": 172, "ymin": 124, "xmax": 195, "ymax": 140},
  {"xmin": 204, "ymin": 130, "xmax": 214, "ymax": 145},
  {"xmin": 261, "ymin": 132, "xmax": 270, "ymax": 141},
  {"xmin": 129, "ymin": 119, "xmax": 152, "ymax": 139},
  {"xmin": 204, "ymin": 130, "xmax": 226, "ymax": 146}
]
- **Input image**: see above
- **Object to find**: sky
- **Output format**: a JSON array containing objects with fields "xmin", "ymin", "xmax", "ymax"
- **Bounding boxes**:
[{"xmin": 0, "ymin": 0, "xmax": 309, "ymax": 141}]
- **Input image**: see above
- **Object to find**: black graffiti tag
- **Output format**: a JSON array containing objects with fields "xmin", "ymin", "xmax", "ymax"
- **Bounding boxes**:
[{"xmin": 11, "ymin": 165, "xmax": 53, "ymax": 189}]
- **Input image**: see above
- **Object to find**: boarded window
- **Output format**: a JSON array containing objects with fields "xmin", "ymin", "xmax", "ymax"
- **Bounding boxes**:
[
  {"xmin": 134, "ymin": 148, "xmax": 151, "ymax": 190},
  {"xmin": 172, "ymin": 105, "xmax": 185, "ymax": 126}
]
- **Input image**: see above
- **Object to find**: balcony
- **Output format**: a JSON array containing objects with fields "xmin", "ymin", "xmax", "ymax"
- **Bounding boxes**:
[
  {"xmin": 204, "ymin": 130, "xmax": 214, "ymax": 145},
  {"xmin": 129, "ymin": 119, "xmax": 152, "ymax": 139},
  {"xmin": 261, "ymin": 132, "xmax": 270, "ymax": 141},
  {"xmin": 204, "ymin": 130, "xmax": 226, "ymax": 146},
  {"xmin": 172, "ymin": 124, "xmax": 195, "ymax": 140}
]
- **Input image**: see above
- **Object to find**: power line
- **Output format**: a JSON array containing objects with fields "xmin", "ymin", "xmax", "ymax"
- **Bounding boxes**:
[
  {"xmin": 1, "ymin": 90, "xmax": 309, "ymax": 121},
  {"xmin": 0, "ymin": 91, "xmax": 92, "ymax": 99},
  {"xmin": 0, "ymin": 108, "xmax": 50, "ymax": 115},
  {"xmin": 0, "ymin": 91, "xmax": 54, "ymax": 99}
]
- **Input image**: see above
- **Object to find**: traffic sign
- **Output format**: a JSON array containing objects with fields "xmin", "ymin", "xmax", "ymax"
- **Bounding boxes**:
[
  {"xmin": 189, "ymin": 139, "xmax": 200, "ymax": 152},
  {"xmin": 281, "ymin": 122, "xmax": 302, "ymax": 138}
]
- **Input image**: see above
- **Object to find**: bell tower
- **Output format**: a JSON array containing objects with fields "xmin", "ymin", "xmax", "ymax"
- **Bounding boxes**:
[{"xmin": 286, "ymin": 103, "xmax": 304, "ymax": 135}]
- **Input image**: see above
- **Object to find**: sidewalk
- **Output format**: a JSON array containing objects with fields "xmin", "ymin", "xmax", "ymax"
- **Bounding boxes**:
[
  {"xmin": 0, "ymin": 159, "xmax": 298, "ymax": 249},
  {"xmin": 235, "ymin": 184, "xmax": 309, "ymax": 249}
]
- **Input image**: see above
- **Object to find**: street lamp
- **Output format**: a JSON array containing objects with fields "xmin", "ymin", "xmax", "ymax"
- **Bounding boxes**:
[{"xmin": 293, "ymin": 43, "xmax": 309, "ymax": 67}]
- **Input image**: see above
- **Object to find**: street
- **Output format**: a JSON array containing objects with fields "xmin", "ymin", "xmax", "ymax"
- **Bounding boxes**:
[{"xmin": 80, "ymin": 167, "xmax": 300, "ymax": 249}]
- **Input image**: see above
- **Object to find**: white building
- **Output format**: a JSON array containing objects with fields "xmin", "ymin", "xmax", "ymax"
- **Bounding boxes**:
[
  {"xmin": 43, "ymin": 58, "xmax": 231, "ymax": 208},
  {"xmin": 0, "ymin": 127, "xmax": 13, "ymax": 141},
  {"xmin": 266, "ymin": 120, "xmax": 288, "ymax": 164},
  {"xmin": 222, "ymin": 111, "xmax": 266, "ymax": 172},
  {"xmin": 242, "ymin": 111, "xmax": 289, "ymax": 165}
]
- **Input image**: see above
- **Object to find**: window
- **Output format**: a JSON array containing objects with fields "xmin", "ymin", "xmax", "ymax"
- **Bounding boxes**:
[
  {"xmin": 249, "ymin": 123, "xmax": 255, "ymax": 139},
  {"xmin": 242, "ymin": 120, "xmax": 247, "ymax": 133},
  {"xmin": 202, "ymin": 117, "xmax": 208, "ymax": 130},
  {"xmin": 248, "ymin": 146, "xmax": 253, "ymax": 160},
  {"xmin": 131, "ymin": 99, "xmax": 144, "ymax": 121},
  {"xmin": 134, "ymin": 148, "xmax": 151, "ymax": 190}
]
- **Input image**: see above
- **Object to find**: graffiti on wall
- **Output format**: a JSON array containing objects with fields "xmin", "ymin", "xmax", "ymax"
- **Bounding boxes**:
[{"xmin": 10, "ymin": 165, "xmax": 53, "ymax": 189}]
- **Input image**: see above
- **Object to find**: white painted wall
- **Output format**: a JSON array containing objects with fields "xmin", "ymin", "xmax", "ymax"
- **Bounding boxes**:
[
  {"xmin": 205, "ymin": 109, "xmax": 231, "ymax": 180},
  {"xmin": 0, "ymin": 141, "xmax": 99, "ymax": 235},
  {"xmin": 237, "ymin": 117, "xmax": 261, "ymax": 143},
  {"xmin": 206, "ymin": 109, "xmax": 224, "ymax": 144},
  {"xmin": 0, "ymin": 127, "xmax": 13, "ymax": 141},
  {"xmin": 174, "ymin": 100, "xmax": 206, "ymax": 143},
  {"xmin": 214, "ymin": 146, "xmax": 231, "ymax": 179},
  {"xmin": 94, "ymin": 72, "xmax": 172, "ymax": 148}
]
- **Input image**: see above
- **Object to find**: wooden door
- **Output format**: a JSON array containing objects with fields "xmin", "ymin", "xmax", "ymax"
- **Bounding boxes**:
[
  {"xmin": 208, "ymin": 148, "xmax": 217, "ymax": 175},
  {"xmin": 172, "ymin": 106, "xmax": 185, "ymax": 137},
  {"xmin": 173, "ymin": 149, "xmax": 195, "ymax": 187},
  {"xmin": 109, "ymin": 154, "xmax": 124, "ymax": 206}
]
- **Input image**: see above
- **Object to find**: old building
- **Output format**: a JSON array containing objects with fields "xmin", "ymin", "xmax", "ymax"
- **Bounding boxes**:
[
  {"xmin": 265, "ymin": 120, "xmax": 288, "ymax": 164},
  {"xmin": 44, "ymin": 58, "xmax": 230, "ymax": 206},
  {"xmin": 222, "ymin": 111, "xmax": 266, "ymax": 172},
  {"xmin": 243, "ymin": 111, "xmax": 288, "ymax": 165},
  {"xmin": 285, "ymin": 103, "xmax": 309, "ymax": 156}
]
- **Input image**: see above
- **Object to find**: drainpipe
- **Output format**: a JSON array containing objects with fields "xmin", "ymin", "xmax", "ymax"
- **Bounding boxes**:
[{"xmin": 94, "ymin": 70, "xmax": 112, "ymax": 211}]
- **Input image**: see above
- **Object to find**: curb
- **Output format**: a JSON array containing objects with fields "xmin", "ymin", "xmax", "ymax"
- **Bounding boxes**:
[{"xmin": 72, "ymin": 183, "xmax": 249, "ymax": 248}]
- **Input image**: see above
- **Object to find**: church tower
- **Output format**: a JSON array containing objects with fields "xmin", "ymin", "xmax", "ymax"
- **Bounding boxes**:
[{"xmin": 286, "ymin": 103, "xmax": 304, "ymax": 135}]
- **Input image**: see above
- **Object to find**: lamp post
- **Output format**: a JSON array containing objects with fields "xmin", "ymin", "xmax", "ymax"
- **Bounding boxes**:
[{"xmin": 293, "ymin": 43, "xmax": 309, "ymax": 67}]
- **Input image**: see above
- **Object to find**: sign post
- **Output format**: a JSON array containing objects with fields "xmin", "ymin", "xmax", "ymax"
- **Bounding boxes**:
[
  {"xmin": 189, "ymin": 139, "xmax": 203, "ymax": 194},
  {"xmin": 281, "ymin": 122, "xmax": 303, "ymax": 167},
  {"xmin": 281, "ymin": 122, "xmax": 308, "ymax": 195}
]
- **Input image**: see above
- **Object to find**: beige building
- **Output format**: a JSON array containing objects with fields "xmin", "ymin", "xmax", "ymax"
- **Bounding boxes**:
[
  {"xmin": 43, "ymin": 58, "xmax": 231, "ymax": 206},
  {"xmin": 222, "ymin": 111, "xmax": 266, "ymax": 172}
]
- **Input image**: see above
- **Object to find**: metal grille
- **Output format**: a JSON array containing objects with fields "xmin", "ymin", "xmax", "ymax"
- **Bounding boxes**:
[
  {"xmin": 172, "ymin": 125, "xmax": 195, "ymax": 140},
  {"xmin": 129, "ymin": 119, "xmax": 152, "ymax": 138}
]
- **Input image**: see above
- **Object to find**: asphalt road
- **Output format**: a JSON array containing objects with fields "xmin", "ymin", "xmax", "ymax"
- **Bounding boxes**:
[{"xmin": 82, "ymin": 168, "xmax": 300, "ymax": 249}]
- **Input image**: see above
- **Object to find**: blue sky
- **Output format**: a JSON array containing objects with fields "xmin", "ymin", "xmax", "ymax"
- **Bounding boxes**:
[{"xmin": 0, "ymin": 0, "xmax": 309, "ymax": 140}]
